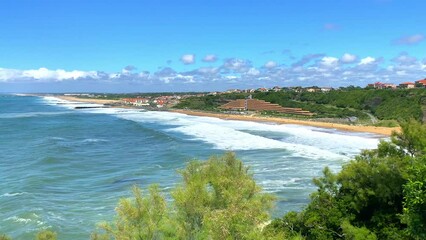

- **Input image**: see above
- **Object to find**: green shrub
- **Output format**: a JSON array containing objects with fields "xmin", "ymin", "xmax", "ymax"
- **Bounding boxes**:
[
  {"xmin": 374, "ymin": 120, "xmax": 399, "ymax": 127},
  {"xmin": 35, "ymin": 230, "xmax": 57, "ymax": 240},
  {"xmin": 0, "ymin": 234, "xmax": 12, "ymax": 240}
]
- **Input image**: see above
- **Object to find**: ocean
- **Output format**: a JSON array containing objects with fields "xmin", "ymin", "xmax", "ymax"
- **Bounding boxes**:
[{"xmin": 0, "ymin": 94, "xmax": 382, "ymax": 239}]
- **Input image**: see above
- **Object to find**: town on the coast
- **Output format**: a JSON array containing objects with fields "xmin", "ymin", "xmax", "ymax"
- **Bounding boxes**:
[
  {"xmin": 59, "ymin": 77, "xmax": 426, "ymax": 131},
  {"xmin": 65, "ymin": 77, "xmax": 426, "ymax": 109}
]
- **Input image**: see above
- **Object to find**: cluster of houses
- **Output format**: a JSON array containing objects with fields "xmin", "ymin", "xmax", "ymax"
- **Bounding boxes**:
[
  {"xmin": 367, "ymin": 78, "xmax": 426, "ymax": 89},
  {"xmin": 122, "ymin": 95, "xmax": 181, "ymax": 108},
  {"xmin": 220, "ymin": 78, "xmax": 426, "ymax": 94},
  {"xmin": 210, "ymin": 86, "xmax": 334, "ymax": 95},
  {"xmin": 119, "ymin": 78, "xmax": 426, "ymax": 109}
]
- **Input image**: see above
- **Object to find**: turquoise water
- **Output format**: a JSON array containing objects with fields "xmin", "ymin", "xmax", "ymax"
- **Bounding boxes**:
[{"xmin": 0, "ymin": 95, "xmax": 382, "ymax": 239}]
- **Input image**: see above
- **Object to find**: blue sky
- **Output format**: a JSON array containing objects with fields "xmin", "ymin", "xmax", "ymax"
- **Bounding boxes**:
[{"xmin": 0, "ymin": 0, "xmax": 425, "ymax": 92}]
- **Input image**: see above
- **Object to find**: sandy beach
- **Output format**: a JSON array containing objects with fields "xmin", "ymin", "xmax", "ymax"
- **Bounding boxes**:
[
  {"xmin": 56, "ymin": 95, "xmax": 399, "ymax": 136},
  {"xmin": 170, "ymin": 110, "xmax": 399, "ymax": 136},
  {"xmin": 57, "ymin": 96, "xmax": 121, "ymax": 105}
]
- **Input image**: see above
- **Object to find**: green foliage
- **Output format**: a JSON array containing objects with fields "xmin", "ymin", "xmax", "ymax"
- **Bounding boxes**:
[
  {"xmin": 392, "ymin": 119, "xmax": 426, "ymax": 157},
  {"xmin": 35, "ymin": 230, "xmax": 57, "ymax": 240},
  {"xmin": 254, "ymin": 89, "xmax": 424, "ymax": 121},
  {"xmin": 374, "ymin": 120, "xmax": 399, "ymax": 127},
  {"xmin": 172, "ymin": 152, "xmax": 275, "ymax": 239},
  {"xmin": 174, "ymin": 88, "xmax": 425, "ymax": 121},
  {"xmin": 0, "ymin": 234, "xmax": 12, "ymax": 240},
  {"xmin": 341, "ymin": 220, "xmax": 377, "ymax": 240},
  {"xmin": 173, "ymin": 93, "xmax": 248, "ymax": 111},
  {"xmin": 94, "ymin": 185, "xmax": 175, "ymax": 240},
  {"xmin": 401, "ymin": 156, "xmax": 426, "ymax": 239},
  {"xmin": 94, "ymin": 152, "xmax": 276, "ymax": 239},
  {"xmin": 90, "ymin": 232, "xmax": 111, "ymax": 240}
]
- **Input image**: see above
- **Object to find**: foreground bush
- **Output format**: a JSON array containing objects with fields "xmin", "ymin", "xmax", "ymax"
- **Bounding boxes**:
[
  {"xmin": 0, "ymin": 234, "xmax": 12, "ymax": 240},
  {"xmin": 35, "ymin": 230, "xmax": 57, "ymax": 240}
]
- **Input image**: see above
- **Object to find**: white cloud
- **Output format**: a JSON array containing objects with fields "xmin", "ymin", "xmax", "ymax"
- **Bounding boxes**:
[
  {"xmin": 264, "ymin": 61, "xmax": 277, "ymax": 68},
  {"xmin": 138, "ymin": 71, "xmax": 150, "ymax": 78},
  {"xmin": 0, "ymin": 67, "xmax": 98, "ymax": 82},
  {"xmin": 359, "ymin": 57, "xmax": 376, "ymax": 65},
  {"xmin": 109, "ymin": 73, "xmax": 120, "ymax": 79},
  {"xmin": 247, "ymin": 68, "xmax": 260, "ymax": 76},
  {"xmin": 340, "ymin": 53, "xmax": 357, "ymax": 63},
  {"xmin": 394, "ymin": 34, "xmax": 424, "ymax": 45},
  {"xmin": 0, "ymin": 68, "xmax": 20, "ymax": 82},
  {"xmin": 2, "ymin": 52, "xmax": 426, "ymax": 91},
  {"xmin": 225, "ymin": 59, "xmax": 245, "ymax": 68},
  {"xmin": 222, "ymin": 58, "xmax": 252, "ymax": 73},
  {"xmin": 197, "ymin": 67, "xmax": 219, "ymax": 74},
  {"xmin": 396, "ymin": 70, "xmax": 406, "ymax": 76},
  {"xmin": 202, "ymin": 54, "xmax": 217, "ymax": 62},
  {"xmin": 121, "ymin": 65, "xmax": 137, "ymax": 74},
  {"xmin": 320, "ymin": 57, "xmax": 339, "ymax": 67},
  {"xmin": 392, "ymin": 52, "xmax": 417, "ymax": 65},
  {"xmin": 180, "ymin": 54, "xmax": 195, "ymax": 64}
]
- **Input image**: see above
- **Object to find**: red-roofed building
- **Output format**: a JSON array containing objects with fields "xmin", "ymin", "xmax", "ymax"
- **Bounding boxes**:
[
  {"xmin": 415, "ymin": 79, "xmax": 426, "ymax": 88},
  {"xmin": 367, "ymin": 82, "xmax": 396, "ymax": 89},
  {"xmin": 399, "ymin": 82, "xmax": 415, "ymax": 89},
  {"xmin": 122, "ymin": 97, "xmax": 150, "ymax": 106},
  {"xmin": 257, "ymin": 87, "xmax": 269, "ymax": 92}
]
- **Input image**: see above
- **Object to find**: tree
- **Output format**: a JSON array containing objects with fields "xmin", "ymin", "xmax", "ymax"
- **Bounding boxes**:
[
  {"xmin": 172, "ymin": 152, "xmax": 275, "ymax": 239},
  {"xmin": 402, "ymin": 157, "xmax": 426, "ymax": 239},
  {"xmin": 391, "ymin": 119, "xmax": 426, "ymax": 157}
]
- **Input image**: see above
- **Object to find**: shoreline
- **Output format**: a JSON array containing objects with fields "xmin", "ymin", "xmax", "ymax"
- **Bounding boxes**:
[
  {"xmin": 170, "ymin": 109, "xmax": 399, "ymax": 136},
  {"xmin": 54, "ymin": 95, "xmax": 399, "ymax": 136},
  {"xmin": 55, "ymin": 95, "xmax": 121, "ymax": 105}
]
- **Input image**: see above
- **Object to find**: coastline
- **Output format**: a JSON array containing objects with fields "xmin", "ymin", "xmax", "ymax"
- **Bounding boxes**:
[
  {"xmin": 54, "ymin": 95, "xmax": 399, "ymax": 136},
  {"xmin": 56, "ymin": 95, "xmax": 121, "ymax": 105},
  {"xmin": 170, "ymin": 110, "xmax": 399, "ymax": 136}
]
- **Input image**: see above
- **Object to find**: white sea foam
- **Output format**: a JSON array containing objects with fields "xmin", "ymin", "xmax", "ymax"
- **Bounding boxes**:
[
  {"xmin": 5, "ymin": 216, "xmax": 33, "ymax": 224},
  {"xmin": 48, "ymin": 137, "xmax": 66, "ymax": 141},
  {"xmin": 42, "ymin": 96, "xmax": 103, "ymax": 109},
  {"xmin": 81, "ymin": 138, "xmax": 108, "ymax": 143},
  {"xmin": 1, "ymin": 192, "xmax": 27, "ymax": 197},
  {"xmin": 261, "ymin": 178, "xmax": 307, "ymax": 192},
  {"xmin": 0, "ymin": 111, "xmax": 71, "ymax": 119},
  {"xmin": 169, "ymin": 114, "xmax": 381, "ymax": 156},
  {"xmin": 4, "ymin": 213, "xmax": 44, "ymax": 225},
  {"xmin": 88, "ymin": 109, "xmax": 351, "ymax": 158},
  {"xmin": 46, "ymin": 96, "xmax": 382, "ymax": 159},
  {"xmin": 166, "ymin": 123, "xmax": 349, "ymax": 160}
]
